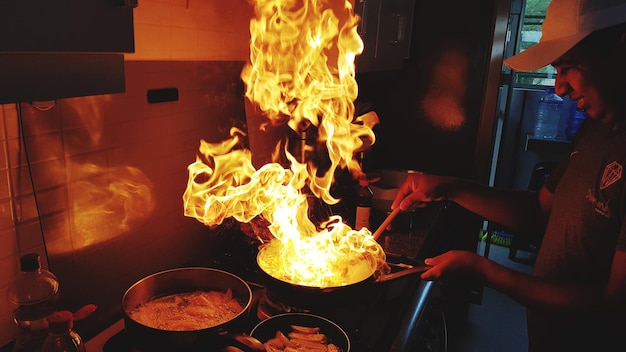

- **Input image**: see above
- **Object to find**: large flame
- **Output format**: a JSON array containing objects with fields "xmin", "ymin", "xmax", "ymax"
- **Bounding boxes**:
[
  {"xmin": 183, "ymin": 0, "xmax": 388, "ymax": 288},
  {"xmin": 240, "ymin": 0, "xmax": 376, "ymax": 201}
]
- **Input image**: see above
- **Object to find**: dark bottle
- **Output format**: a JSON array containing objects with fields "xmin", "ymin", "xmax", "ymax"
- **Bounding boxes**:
[
  {"xmin": 355, "ymin": 178, "xmax": 373, "ymax": 230},
  {"xmin": 8, "ymin": 253, "xmax": 60, "ymax": 352}
]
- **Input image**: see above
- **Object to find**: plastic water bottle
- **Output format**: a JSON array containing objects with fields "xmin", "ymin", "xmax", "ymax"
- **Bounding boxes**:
[
  {"xmin": 566, "ymin": 108, "xmax": 586, "ymax": 140},
  {"xmin": 8, "ymin": 253, "xmax": 60, "ymax": 352},
  {"xmin": 534, "ymin": 87, "xmax": 563, "ymax": 139}
]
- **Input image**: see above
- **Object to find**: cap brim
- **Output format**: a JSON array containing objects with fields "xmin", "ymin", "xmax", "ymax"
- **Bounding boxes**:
[{"xmin": 504, "ymin": 32, "xmax": 590, "ymax": 72}]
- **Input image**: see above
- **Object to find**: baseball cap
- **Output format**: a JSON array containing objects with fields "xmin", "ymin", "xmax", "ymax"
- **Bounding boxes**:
[{"xmin": 504, "ymin": 0, "xmax": 626, "ymax": 72}]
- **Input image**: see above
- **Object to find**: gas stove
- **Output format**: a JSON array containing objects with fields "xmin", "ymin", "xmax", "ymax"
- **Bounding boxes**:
[
  {"xmin": 86, "ymin": 202, "xmax": 453, "ymax": 352},
  {"xmin": 89, "ymin": 282, "xmax": 437, "ymax": 352}
]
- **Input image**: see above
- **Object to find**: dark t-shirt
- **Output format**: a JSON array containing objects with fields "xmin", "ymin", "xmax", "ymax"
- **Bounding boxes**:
[{"xmin": 527, "ymin": 119, "xmax": 626, "ymax": 351}]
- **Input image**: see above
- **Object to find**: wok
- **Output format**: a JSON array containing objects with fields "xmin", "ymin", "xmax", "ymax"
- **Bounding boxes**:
[
  {"xmin": 121, "ymin": 267, "xmax": 253, "ymax": 351},
  {"xmin": 256, "ymin": 245, "xmax": 431, "ymax": 309}
]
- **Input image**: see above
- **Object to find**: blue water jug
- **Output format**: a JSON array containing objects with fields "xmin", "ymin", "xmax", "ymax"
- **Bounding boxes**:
[{"xmin": 534, "ymin": 87, "xmax": 563, "ymax": 139}]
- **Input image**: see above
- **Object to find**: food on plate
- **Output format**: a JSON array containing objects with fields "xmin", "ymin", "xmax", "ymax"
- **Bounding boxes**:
[
  {"xmin": 262, "ymin": 324, "xmax": 342, "ymax": 352},
  {"xmin": 128, "ymin": 289, "xmax": 244, "ymax": 330}
]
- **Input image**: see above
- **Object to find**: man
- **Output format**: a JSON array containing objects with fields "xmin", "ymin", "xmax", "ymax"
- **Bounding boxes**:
[{"xmin": 392, "ymin": 0, "xmax": 626, "ymax": 350}]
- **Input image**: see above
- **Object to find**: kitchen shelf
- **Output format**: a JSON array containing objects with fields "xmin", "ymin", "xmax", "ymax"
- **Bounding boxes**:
[{"xmin": 525, "ymin": 134, "xmax": 572, "ymax": 154}]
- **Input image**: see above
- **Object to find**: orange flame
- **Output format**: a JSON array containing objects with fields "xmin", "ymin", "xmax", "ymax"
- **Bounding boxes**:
[
  {"xmin": 240, "ymin": 0, "xmax": 376, "ymax": 201},
  {"xmin": 184, "ymin": 0, "xmax": 388, "ymax": 288},
  {"xmin": 184, "ymin": 127, "xmax": 317, "ymax": 238}
]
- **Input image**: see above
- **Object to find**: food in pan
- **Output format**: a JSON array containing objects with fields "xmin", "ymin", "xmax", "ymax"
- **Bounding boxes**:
[
  {"xmin": 127, "ymin": 289, "xmax": 244, "ymax": 330},
  {"xmin": 262, "ymin": 324, "xmax": 342, "ymax": 352}
]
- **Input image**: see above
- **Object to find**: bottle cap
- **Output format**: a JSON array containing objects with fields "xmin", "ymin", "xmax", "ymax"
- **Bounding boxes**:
[
  {"xmin": 47, "ymin": 311, "xmax": 74, "ymax": 334},
  {"xmin": 20, "ymin": 253, "xmax": 41, "ymax": 272}
]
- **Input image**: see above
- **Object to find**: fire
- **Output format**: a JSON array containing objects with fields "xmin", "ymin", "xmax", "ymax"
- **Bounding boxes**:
[
  {"xmin": 183, "ymin": 0, "xmax": 388, "ymax": 288},
  {"xmin": 240, "ymin": 0, "xmax": 375, "ymax": 200}
]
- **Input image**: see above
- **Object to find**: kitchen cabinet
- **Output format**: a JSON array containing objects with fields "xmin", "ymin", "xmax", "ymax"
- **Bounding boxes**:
[
  {"xmin": 0, "ymin": 0, "xmax": 136, "ymax": 104},
  {"xmin": 0, "ymin": 53, "xmax": 126, "ymax": 104},
  {"xmin": 355, "ymin": 0, "xmax": 415, "ymax": 72},
  {"xmin": 0, "ymin": 0, "xmax": 135, "ymax": 53}
]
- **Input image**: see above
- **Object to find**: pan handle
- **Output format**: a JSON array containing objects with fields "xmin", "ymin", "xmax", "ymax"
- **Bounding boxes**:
[
  {"xmin": 219, "ymin": 333, "xmax": 266, "ymax": 352},
  {"xmin": 375, "ymin": 264, "xmax": 432, "ymax": 283}
]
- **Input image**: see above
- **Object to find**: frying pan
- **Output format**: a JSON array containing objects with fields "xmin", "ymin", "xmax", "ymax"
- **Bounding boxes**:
[{"xmin": 256, "ymin": 245, "xmax": 430, "ymax": 309}]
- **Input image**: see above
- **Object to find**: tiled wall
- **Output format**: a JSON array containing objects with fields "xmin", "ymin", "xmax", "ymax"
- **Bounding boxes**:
[
  {"xmin": 128, "ymin": 0, "xmax": 251, "ymax": 61},
  {"xmin": 0, "ymin": 0, "xmax": 253, "ymax": 346},
  {"xmin": 0, "ymin": 103, "xmax": 51, "ymax": 345}
]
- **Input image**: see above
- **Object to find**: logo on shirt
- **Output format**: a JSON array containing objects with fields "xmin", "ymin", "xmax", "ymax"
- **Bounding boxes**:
[
  {"xmin": 600, "ymin": 161, "xmax": 622, "ymax": 190},
  {"xmin": 585, "ymin": 161, "xmax": 622, "ymax": 219}
]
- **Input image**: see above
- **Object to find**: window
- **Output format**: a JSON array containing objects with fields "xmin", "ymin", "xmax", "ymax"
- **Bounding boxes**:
[{"xmin": 512, "ymin": 0, "xmax": 555, "ymax": 86}]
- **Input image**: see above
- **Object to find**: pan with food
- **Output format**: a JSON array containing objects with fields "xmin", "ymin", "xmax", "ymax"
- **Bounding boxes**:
[
  {"xmin": 250, "ymin": 313, "xmax": 350, "ymax": 352},
  {"xmin": 256, "ymin": 243, "xmax": 431, "ymax": 309},
  {"xmin": 121, "ymin": 267, "xmax": 253, "ymax": 351}
]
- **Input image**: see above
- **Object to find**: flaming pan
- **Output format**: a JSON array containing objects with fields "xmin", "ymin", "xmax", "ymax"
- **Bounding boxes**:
[
  {"xmin": 256, "ymin": 244, "xmax": 430, "ymax": 309},
  {"xmin": 121, "ymin": 267, "xmax": 253, "ymax": 351}
]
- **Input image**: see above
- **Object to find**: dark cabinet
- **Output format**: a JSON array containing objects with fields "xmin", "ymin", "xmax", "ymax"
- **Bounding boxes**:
[
  {"xmin": 355, "ymin": 0, "xmax": 415, "ymax": 72},
  {"xmin": 0, "ymin": 0, "xmax": 136, "ymax": 104},
  {"xmin": 0, "ymin": 0, "xmax": 135, "ymax": 53}
]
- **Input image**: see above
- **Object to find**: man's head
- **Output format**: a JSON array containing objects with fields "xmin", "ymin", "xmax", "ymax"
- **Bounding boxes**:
[{"xmin": 504, "ymin": 0, "xmax": 626, "ymax": 72}]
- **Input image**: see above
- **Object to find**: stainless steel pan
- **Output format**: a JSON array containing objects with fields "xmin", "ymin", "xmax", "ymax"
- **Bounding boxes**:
[{"xmin": 121, "ymin": 267, "xmax": 253, "ymax": 351}]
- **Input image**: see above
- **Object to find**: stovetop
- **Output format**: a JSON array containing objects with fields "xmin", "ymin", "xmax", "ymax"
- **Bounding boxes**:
[
  {"xmin": 88, "ymin": 203, "xmax": 450, "ymax": 352},
  {"xmin": 97, "ymin": 262, "xmax": 430, "ymax": 352}
]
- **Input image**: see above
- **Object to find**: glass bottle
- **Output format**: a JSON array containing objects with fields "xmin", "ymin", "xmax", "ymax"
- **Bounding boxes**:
[
  {"xmin": 355, "ymin": 178, "xmax": 373, "ymax": 230},
  {"xmin": 41, "ymin": 311, "xmax": 86, "ymax": 352},
  {"xmin": 8, "ymin": 253, "xmax": 60, "ymax": 352}
]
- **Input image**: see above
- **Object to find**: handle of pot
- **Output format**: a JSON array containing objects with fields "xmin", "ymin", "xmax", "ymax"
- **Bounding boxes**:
[
  {"xmin": 220, "ymin": 333, "xmax": 266, "ymax": 352},
  {"xmin": 375, "ymin": 264, "xmax": 432, "ymax": 283}
]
